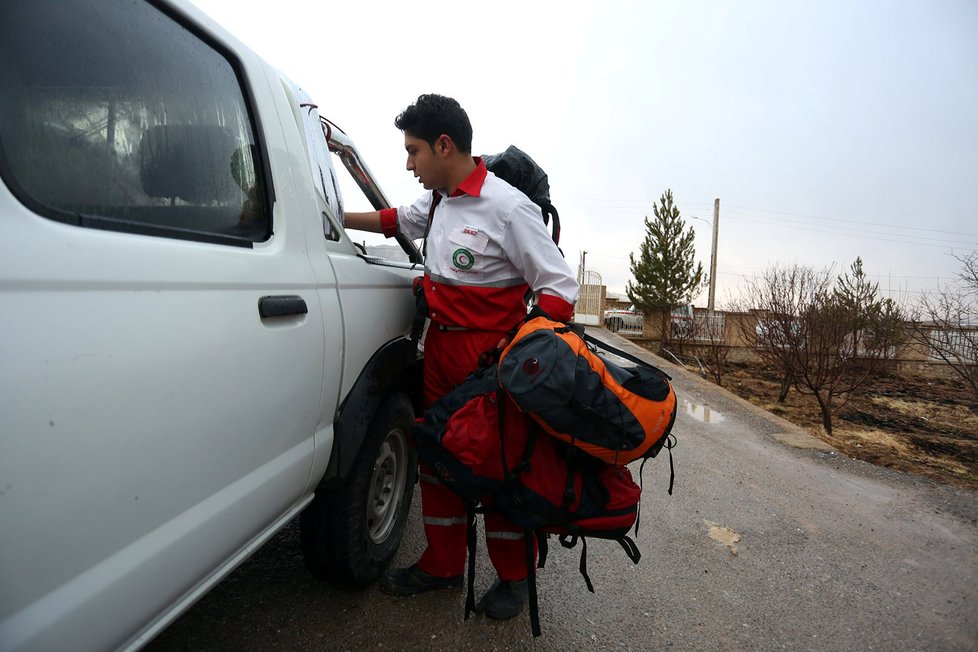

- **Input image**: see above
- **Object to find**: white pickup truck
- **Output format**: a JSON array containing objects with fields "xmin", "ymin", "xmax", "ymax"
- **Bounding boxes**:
[{"xmin": 0, "ymin": 1, "xmax": 425, "ymax": 650}]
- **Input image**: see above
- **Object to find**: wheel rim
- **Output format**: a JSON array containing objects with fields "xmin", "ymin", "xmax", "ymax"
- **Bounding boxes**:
[{"xmin": 366, "ymin": 426, "xmax": 408, "ymax": 544}]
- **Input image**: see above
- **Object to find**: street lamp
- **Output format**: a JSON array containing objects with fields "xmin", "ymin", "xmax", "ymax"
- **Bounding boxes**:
[{"xmin": 690, "ymin": 198, "xmax": 720, "ymax": 312}]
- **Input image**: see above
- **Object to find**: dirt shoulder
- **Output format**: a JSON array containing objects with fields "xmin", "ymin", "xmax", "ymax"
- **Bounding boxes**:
[
  {"xmin": 715, "ymin": 360, "xmax": 978, "ymax": 491},
  {"xmin": 621, "ymin": 331, "xmax": 978, "ymax": 490}
]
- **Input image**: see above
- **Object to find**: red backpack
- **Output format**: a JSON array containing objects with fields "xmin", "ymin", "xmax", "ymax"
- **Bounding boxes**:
[{"xmin": 414, "ymin": 312, "xmax": 677, "ymax": 636}]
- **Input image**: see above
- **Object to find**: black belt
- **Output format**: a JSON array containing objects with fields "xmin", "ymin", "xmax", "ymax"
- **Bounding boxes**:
[{"xmin": 436, "ymin": 324, "xmax": 471, "ymax": 332}]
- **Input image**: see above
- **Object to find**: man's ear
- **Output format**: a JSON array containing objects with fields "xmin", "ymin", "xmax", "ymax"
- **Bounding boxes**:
[{"xmin": 437, "ymin": 135, "xmax": 452, "ymax": 157}]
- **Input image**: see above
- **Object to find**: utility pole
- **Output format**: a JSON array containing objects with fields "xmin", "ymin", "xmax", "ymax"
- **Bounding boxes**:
[{"xmin": 708, "ymin": 198, "xmax": 719, "ymax": 313}]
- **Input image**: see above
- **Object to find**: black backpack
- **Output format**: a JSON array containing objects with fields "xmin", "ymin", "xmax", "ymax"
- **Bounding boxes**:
[{"xmin": 483, "ymin": 146, "xmax": 561, "ymax": 247}]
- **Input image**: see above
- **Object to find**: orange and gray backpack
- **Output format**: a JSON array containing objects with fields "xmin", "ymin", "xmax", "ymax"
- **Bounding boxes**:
[
  {"xmin": 498, "ymin": 312, "xmax": 677, "ymax": 465},
  {"xmin": 414, "ymin": 308, "xmax": 677, "ymax": 636}
]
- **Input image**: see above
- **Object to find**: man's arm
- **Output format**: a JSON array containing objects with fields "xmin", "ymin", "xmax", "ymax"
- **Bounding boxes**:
[
  {"xmin": 502, "ymin": 201, "xmax": 580, "ymax": 322},
  {"xmin": 343, "ymin": 208, "xmax": 400, "ymax": 237},
  {"xmin": 343, "ymin": 211, "xmax": 382, "ymax": 232}
]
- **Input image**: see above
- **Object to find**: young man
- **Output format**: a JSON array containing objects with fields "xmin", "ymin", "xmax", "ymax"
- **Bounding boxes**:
[{"xmin": 345, "ymin": 94, "xmax": 578, "ymax": 620}]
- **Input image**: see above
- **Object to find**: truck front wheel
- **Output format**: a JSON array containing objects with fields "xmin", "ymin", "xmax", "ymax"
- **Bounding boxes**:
[{"xmin": 300, "ymin": 393, "xmax": 417, "ymax": 585}]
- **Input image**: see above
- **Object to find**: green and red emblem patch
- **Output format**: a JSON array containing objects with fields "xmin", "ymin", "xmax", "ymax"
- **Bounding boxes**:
[{"xmin": 452, "ymin": 248, "xmax": 475, "ymax": 270}]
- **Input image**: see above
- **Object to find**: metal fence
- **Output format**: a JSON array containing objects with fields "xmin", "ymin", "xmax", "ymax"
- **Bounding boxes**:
[
  {"xmin": 671, "ymin": 308, "xmax": 726, "ymax": 342},
  {"xmin": 927, "ymin": 328, "xmax": 978, "ymax": 361},
  {"xmin": 576, "ymin": 270, "xmax": 603, "ymax": 326}
]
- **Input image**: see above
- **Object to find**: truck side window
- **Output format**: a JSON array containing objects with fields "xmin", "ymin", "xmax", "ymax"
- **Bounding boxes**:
[
  {"xmin": 0, "ymin": 0, "xmax": 271, "ymax": 246},
  {"xmin": 293, "ymin": 100, "xmax": 344, "ymax": 241}
]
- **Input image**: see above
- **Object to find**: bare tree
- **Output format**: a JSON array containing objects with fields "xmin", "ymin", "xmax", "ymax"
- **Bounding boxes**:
[
  {"xmin": 738, "ymin": 262, "xmax": 909, "ymax": 435},
  {"xmin": 688, "ymin": 310, "xmax": 731, "ymax": 386},
  {"xmin": 668, "ymin": 305, "xmax": 696, "ymax": 358},
  {"xmin": 911, "ymin": 251, "xmax": 978, "ymax": 400},
  {"xmin": 736, "ymin": 265, "xmax": 826, "ymax": 403}
]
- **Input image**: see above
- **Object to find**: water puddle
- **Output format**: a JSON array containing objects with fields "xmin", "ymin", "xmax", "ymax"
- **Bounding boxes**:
[
  {"xmin": 706, "ymin": 521, "xmax": 741, "ymax": 555},
  {"xmin": 683, "ymin": 400, "xmax": 726, "ymax": 424}
]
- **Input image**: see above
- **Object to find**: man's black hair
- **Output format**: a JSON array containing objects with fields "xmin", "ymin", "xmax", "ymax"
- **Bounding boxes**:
[{"xmin": 395, "ymin": 94, "xmax": 473, "ymax": 154}]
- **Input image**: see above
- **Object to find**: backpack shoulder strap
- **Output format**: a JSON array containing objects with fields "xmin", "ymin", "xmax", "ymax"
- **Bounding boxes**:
[
  {"xmin": 464, "ymin": 507, "xmax": 477, "ymax": 620},
  {"xmin": 525, "ymin": 531, "xmax": 542, "ymax": 637},
  {"xmin": 522, "ymin": 306, "xmax": 666, "ymax": 375},
  {"xmin": 541, "ymin": 202, "xmax": 560, "ymax": 246},
  {"xmin": 581, "ymin": 331, "xmax": 670, "ymax": 378},
  {"xmin": 420, "ymin": 190, "xmax": 442, "ymax": 259}
]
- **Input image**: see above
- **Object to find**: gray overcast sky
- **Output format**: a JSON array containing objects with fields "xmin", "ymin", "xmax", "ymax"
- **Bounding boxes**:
[{"xmin": 190, "ymin": 0, "xmax": 977, "ymax": 305}]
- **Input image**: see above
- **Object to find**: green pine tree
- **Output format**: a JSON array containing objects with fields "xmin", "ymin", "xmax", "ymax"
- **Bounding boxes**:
[
  {"xmin": 626, "ymin": 189, "xmax": 704, "ymax": 346},
  {"xmin": 834, "ymin": 256, "xmax": 906, "ymax": 352},
  {"xmin": 834, "ymin": 257, "xmax": 883, "ymax": 329}
]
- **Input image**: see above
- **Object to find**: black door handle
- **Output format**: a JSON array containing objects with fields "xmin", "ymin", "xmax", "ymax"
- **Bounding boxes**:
[{"xmin": 258, "ymin": 295, "xmax": 308, "ymax": 318}]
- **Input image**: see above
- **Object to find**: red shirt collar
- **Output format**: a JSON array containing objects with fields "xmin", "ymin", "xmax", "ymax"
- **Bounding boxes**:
[{"xmin": 449, "ymin": 157, "xmax": 487, "ymax": 198}]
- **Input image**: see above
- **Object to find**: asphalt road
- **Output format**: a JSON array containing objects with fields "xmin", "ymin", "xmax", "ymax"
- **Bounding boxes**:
[{"xmin": 147, "ymin": 329, "xmax": 978, "ymax": 651}]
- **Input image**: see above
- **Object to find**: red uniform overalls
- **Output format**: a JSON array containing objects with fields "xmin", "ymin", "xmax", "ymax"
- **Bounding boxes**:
[{"xmin": 380, "ymin": 159, "xmax": 578, "ymax": 579}]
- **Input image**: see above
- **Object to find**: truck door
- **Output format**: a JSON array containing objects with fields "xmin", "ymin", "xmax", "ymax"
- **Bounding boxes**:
[
  {"xmin": 0, "ymin": 1, "xmax": 325, "ymax": 649},
  {"xmin": 279, "ymin": 82, "xmax": 417, "ymax": 432}
]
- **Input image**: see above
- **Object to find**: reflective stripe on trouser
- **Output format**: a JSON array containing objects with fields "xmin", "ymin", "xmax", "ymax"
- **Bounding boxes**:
[
  {"xmin": 417, "ymin": 464, "xmax": 532, "ymax": 580},
  {"xmin": 417, "ymin": 325, "xmax": 533, "ymax": 581}
]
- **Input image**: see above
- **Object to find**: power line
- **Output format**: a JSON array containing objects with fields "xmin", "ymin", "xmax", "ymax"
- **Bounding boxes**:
[
  {"xmin": 565, "ymin": 205, "xmax": 972, "ymax": 249},
  {"xmin": 591, "ymin": 253, "xmax": 949, "ymax": 282},
  {"xmin": 719, "ymin": 204, "xmax": 978, "ymax": 238},
  {"xmin": 726, "ymin": 215, "xmax": 966, "ymax": 248},
  {"xmin": 562, "ymin": 197, "xmax": 978, "ymax": 239}
]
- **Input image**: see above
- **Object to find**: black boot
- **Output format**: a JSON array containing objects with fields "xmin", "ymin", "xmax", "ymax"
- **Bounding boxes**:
[
  {"xmin": 379, "ymin": 564, "xmax": 463, "ymax": 596},
  {"xmin": 474, "ymin": 579, "xmax": 528, "ymax": 620}
]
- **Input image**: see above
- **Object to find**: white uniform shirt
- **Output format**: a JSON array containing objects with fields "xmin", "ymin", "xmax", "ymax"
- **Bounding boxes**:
[{"xmin": 396, "ymin": 163, "xmax": 579, "ymax": 330}]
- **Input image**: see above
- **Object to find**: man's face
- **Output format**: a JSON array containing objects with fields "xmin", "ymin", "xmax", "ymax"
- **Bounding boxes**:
[{"xmin": 404, "ymin": 133, "xmax": 446, "ymax": 190}]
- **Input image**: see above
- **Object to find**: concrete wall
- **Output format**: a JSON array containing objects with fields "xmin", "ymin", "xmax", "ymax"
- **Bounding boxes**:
[{"xmin": 617, "ymin": 306, "xmax": 972, "ymax": 380}]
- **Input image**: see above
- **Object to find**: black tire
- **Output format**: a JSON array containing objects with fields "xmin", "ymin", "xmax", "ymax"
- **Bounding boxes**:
[{"xmin": 300, "ymin": 393, "xmax": 417, "ymax": 585}]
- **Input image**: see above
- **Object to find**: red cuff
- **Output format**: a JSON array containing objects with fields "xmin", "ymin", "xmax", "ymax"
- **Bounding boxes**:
[
  {"xmin": 537, "ymin": 294, "xmax": 575, "ymax": 322},
  {"xmin": 379, "ymin": 208, "xmax": 398, "ymax": 238}
]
